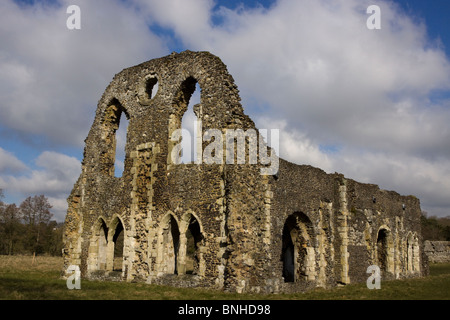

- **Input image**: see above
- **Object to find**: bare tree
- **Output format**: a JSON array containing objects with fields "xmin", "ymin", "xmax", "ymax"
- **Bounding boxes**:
[
  {"xmin": 0, "ymin": 203, "xmax": 21, "ymax": 255},
  {"xmin": 20, "ymin": 195, "xmax": 53, "ymax": 259}
]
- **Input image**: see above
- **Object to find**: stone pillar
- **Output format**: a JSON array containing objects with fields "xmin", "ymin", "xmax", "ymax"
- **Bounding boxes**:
[
  {"xmin": 177, "ymin": 233, "xmax": 187, "ymax": 275},
  {"xmin": 216, "ymin": 165, "xmax": 227, "ymax": 289},
  {"xmin": 317, "ymin": 201, "xmax": 332, "ymax": 287},
  {"xmin": 106, "ymin": 235, "xmax": 115, "ymax": 272},
  {"xmin": 337, "ymin": 179, "xmax": 350, "ymax": 284},
  {"xmin": 128, "ymin": 142, "xmax": 159, "ymax": 281}
]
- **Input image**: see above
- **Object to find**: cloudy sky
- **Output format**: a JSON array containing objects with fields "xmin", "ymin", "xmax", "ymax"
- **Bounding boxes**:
[{"xmin": 1, "ymin": 0, "xmax": 449, "ymax": 222}]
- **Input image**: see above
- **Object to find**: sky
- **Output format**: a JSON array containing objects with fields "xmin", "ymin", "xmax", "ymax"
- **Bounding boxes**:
[{"xmin": 0, "ymin": 0, "xmax": 450, "ymax": 222}]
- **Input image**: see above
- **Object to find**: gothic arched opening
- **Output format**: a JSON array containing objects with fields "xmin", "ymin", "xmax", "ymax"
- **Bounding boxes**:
[
  {"xmin": 376, "ymin": 228, "xmax": 392, "ymax": 274},
  {"xmin": 281, "ymin": 212, "xmax": 316, "ymax": 283},
  {"xmin": 145, "ymin": 76, "xmax": 159, "ymax": 100},
  {"xmin": 112, "ymin": 219, "xmax": 125, "ymax": 272},
  {"xmin": 282, "ymin": 230, "xmax": 295, "ymax": 282},
  {"xmin": 181, "ymin": 81, "xmax": 201, "ymax": 163},
  {"xmin": 184, "ymin": 215, "xmax": 203, "ymax": 275},
  {"xmin": 168, "ymin": 77, "xmax": 202, "ymax": 165},
  {"xmin": 161, "ymin": 214, "xmax": 180, "ymax": 275},
  {"xmin": 101, "ymin": 99, "xmax": 130, "ymax": 177},
  {"xmin": 87, "ymin": 218, "xmax": 108, "ymax": 272},
  {"xmin": 114, "ymin": 112, "xmax": 129, "ymax": 177}
]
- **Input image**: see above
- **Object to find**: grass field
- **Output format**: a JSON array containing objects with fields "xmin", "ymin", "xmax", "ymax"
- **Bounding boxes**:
[{"xmin": 0, "ymin": 255, "xmax": 449, "ymax": 300}]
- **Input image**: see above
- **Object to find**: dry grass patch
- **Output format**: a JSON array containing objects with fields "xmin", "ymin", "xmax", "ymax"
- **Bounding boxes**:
[{"xmin": 0, "ymin": 255, "xmax": 63, "ymax": 272}]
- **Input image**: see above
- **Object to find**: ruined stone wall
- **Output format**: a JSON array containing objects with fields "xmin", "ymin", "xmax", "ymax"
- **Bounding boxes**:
[
  {"xmin": 424, "ymin": 241, "xmax": 450, "ymax": 263},
  {"xmin": 63, "ymin": 50, "xmax": 427, "ymax": 294},
  {"xmin": 265, "ymin": 160, "xmax": 426, "ymax": 293},
  {"xmin": 345, "ymin": 179, "xmax": 425, "ymax": 280},
  {"xmin": 62, "ymin": 50, "xmax": 267, "ymax": 289},
  {"xmin": 268, "ymin": 160, "xmax": 338, "ymax": 292}
]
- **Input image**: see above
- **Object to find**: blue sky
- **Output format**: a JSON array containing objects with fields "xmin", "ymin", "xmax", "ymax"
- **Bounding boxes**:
[
  {"xmin": 396, "ymin": 1, "xmax": 450, "ymax": 53},
  {"xmin": 1, "ymin": 0, "xmax": 450, "ymax": 221}
]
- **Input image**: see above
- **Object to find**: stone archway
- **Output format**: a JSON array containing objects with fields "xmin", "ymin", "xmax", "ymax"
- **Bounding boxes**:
[
  {"xmin": 158, "ymin": 213, "xmax": 180, "ymax": 275},
  {"xmin": 281, "ymin": 212, "xmax": 316, "ymax": 283},
  {"xmin": 179, "ymin": 212, "xmax": 205, "ymax": 276},
  {"xmin": 87, "ymin": 217, "xmax": 109, "ymax": 273},
  {"xmin": 376, "ymin": 227, "xmax": 394, "ymax": 275},
  {"xmin": 100, "ymin": 98, "xmax": 130, "ymax": 177},
  {"xmin": 108, "ymin": 216, "xmax": 125, "ymax": 272}
]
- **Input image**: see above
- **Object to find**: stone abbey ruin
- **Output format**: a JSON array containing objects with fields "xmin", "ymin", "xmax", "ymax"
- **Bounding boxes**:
[{"xmin": 63, "ymin": 51, "xmax": 427, "ymax": 293}]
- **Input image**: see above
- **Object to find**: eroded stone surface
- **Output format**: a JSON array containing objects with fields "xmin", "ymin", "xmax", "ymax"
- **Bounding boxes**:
[{"xmin": 424, "ymin": 241, "xmax": 450, "ymax": 263}]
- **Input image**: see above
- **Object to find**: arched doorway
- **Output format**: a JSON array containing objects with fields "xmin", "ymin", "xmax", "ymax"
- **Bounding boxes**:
[
  {"xmin": 376, "ymin": 228, "xmax": 393, "ymax": 275},
  {"xmin": 88, "ymin": 218, "xmax": 108, "ymax": 272},
  {"xmin": 181, "ymin": 213, "xmax": 204, "ymax": 275},
  {"xmin": 282, "ymin": 231, "xmax": 295, "ymax": 282},
  {"xmin": 110, "ymin": 217, "xmax": 125, "ymax": 272},
  {"xmin": 281, "ymin": 212, "xmax": 316, "ymax": 283},
  {"xmin": 160, "ymin": 214, "xmax": 180, "ymax": 275}
]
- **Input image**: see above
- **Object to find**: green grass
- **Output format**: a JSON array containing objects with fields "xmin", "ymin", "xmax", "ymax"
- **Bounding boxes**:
[{"xmin": 0, "ymin": 255, "xmax": 449, "ymax": 300}]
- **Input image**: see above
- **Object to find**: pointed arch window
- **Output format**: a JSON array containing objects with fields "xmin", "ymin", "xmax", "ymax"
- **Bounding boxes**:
[
  {"xmin": 168, "ymin": 77, "xmax": 202, "ymax": 165},
  {"xmin": 100, "ymin": 99, "xmax": 130, "ymax": 177}
]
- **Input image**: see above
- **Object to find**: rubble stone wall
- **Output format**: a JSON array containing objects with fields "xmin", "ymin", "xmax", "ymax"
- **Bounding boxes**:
[
  {"xmin": 424, "ymin": 241, "xmax": 450, "ymax": 263},
  {"xmin": 62, "ymin": 51, "xmax": 427, "ymax": 293}
]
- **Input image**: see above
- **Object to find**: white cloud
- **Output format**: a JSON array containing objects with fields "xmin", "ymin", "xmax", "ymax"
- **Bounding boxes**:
[
  {"xmin": 0, "ymin": 0, "xmax": 168, "ymax": 148},
  {"xmin": 46, "ymin": 196, "xmax": 71, "ymax": 223},
  {"xmin": 331, "ymin": 149, "xmax": 450, "ymax": 217},
  {"xmin": 255, "ymin": 116, "xmax": 334, "ymax": 172},
  {"xmin": 2, "ymin": 0, "xmax": 450, "ymax": 218},
  {"xmin": 0, "ymin": 150, "xmax": 81, "ymax": 221},
  {"xmin": 160, "ymin": 0, "xmax": 450, "ymax": 217},
  {"xmin": 133, "ymin": 0, "xmax": 215, "ymax": 43},
  {"xmin": 0, "ymin": 147, "xmax": 28, "ymax": 174},
  {"xmin": 257, "ymin": 113, "xmax": 450, "ymax": 217},
  {"xmin": 209, "ymin": 0, "xmax": 450, "ymax": 154},
  {"xmin": 0, "ymin": 151, "xmax": 80, "ymax": 194}
]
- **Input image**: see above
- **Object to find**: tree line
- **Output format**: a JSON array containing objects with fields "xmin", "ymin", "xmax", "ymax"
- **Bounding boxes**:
[
  {"xmin": 0, "ymin": 189, "xmax": 63, "ymax": 256},
  {"xmin": 421, "ymin": 212, "xmax": 450, "ymax": 241}
]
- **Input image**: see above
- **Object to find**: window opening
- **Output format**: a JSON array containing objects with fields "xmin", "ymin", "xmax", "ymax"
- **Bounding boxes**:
[
  {"xmin": 146, "ymin": 77, "xmax": 159, "ymax": 99},
  {"xmin": 114, "ymin": 112, "xmax": 129, "ymax": 177},
  {"xmin": 180, "ymin": 82, "xmax": 201, "ymax": 163}
]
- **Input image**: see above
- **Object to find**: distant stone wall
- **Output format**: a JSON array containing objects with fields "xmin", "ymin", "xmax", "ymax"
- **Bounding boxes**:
[{"xmin": 424, "ymin": 241, "xmax": 450, "ymax": 263}]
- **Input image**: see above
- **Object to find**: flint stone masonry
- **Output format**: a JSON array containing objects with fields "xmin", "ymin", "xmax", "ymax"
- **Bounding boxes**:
[
  {"xmin": 62, "ymin": 50, "xmax": 428, "ymax": 293},
  {"xmin": 424, "ymin": 241, "xmax": 450, "ymax": 263}
]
